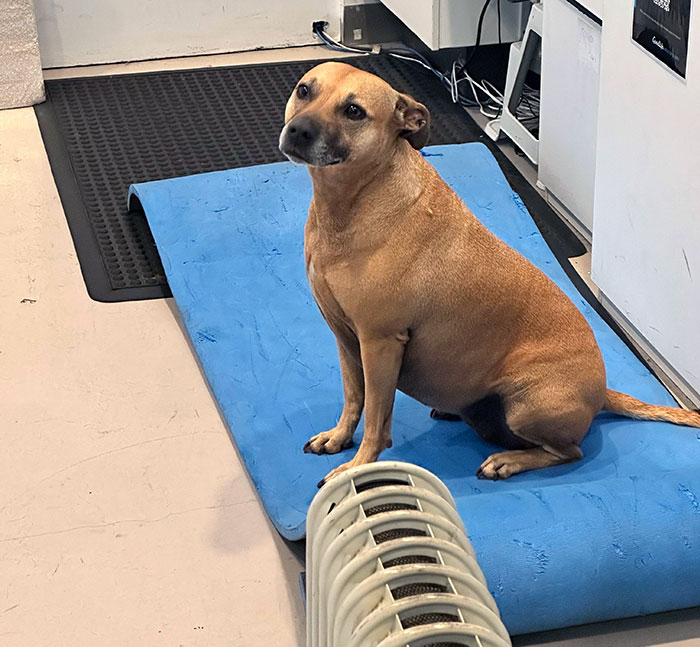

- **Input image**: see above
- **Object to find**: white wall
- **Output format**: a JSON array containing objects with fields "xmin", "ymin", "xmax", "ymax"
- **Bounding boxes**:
[
  {"xmin": 34, "ymin": 0, "xmax": 342, "ymax": 68},
  {"xmin": 592, "ymin": 0, "xmax": 700, "ymax": 401}
]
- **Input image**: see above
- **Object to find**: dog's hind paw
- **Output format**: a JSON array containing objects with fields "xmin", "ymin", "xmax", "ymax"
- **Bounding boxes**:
[
  {"xmin": 477, "ymin": 451, "xmax": 526, "ymax": 480},
  {"xmin": 477, "ymin": 447, "xmax": 575, "ymax": 480}
]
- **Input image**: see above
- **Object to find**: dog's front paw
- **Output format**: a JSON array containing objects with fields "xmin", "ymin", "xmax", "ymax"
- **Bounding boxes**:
[
  {"xmin": 317, "ymin": 459, "xmax": 355, "ymax": 488},
  {"xmin": 303, "ymin": 427, "xmax": 354, "ymax": 455}
]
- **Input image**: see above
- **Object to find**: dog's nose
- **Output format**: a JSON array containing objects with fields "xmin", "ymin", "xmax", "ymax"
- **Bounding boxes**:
[{"xmin": 285, "ymin": 114, "xmax": 320, "ymax": 148}]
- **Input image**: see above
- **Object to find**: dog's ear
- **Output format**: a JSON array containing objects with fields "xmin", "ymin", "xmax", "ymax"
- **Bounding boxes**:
[{"xmin": 394, "ymin": 94, "xmax": 431, "ymax": 150}]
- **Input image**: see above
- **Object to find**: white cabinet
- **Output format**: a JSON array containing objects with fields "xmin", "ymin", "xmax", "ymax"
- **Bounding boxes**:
[
  {"xmin": 380, "ymin": 0, "xmax": 529, "ymax": 49},
  {"xmin": 538, "ymin": 0, "xmax": 602, "ymax": 237},
  {"xmin": 591, "ymin": 0, "xmax": 700, "ymax": 404}
]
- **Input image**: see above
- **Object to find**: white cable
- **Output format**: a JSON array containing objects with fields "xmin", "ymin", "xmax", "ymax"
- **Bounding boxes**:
[
  {"xmin": 482, "ymin": 79, "xmax": 504, "ymax": 101},
  {"xmin": 459, "ymin": 75, "xmax": 503, "ymax": 108},
  {"xmin": 458, "ymin": 75, "xmax": 501, "ymax": 118}
]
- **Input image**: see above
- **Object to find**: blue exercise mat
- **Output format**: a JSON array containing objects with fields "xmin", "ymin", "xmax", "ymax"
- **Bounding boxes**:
[{"xmin": 130, "ymin": 143, "xmax": 700, "ymax": 634}]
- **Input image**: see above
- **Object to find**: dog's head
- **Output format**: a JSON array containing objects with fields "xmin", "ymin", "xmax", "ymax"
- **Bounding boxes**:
[{"xmin": 279, "ymin": 62, "xmax": 430, "ymax": 168}]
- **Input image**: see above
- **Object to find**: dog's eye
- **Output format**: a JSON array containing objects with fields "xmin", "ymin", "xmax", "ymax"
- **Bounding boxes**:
[
  {"xmin": 345, "ymin": 104, "xmax": 366, "ymax": 121},
  {"xmin": 297, "ymin": 84, "xmax": 309, "ymax": 99}
]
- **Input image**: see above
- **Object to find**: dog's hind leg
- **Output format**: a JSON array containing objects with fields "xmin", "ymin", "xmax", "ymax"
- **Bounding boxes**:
[
  {"xmin": 476, "ymin": 394, "xmax": 591, "ymax": 480},
  {"xmin": 477, "ymin": 445, "xmax": 583, "ymax": 480}
]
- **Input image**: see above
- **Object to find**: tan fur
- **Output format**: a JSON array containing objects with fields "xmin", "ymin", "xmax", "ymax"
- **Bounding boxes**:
[
  {"xmin": 278, "ymin": 62, "xmax": 699, "ymax": 485},
  {"xmin": 603, "ymin": 390, "xmax": 700, "ymax": 426}
]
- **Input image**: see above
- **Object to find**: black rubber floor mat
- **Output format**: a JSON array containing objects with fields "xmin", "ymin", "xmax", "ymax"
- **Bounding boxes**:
[{"xmin": 35, "ymin": 55, "xmax": 584, "ymax": 302}]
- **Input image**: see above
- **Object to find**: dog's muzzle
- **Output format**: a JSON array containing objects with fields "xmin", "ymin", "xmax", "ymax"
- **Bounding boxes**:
[{"xmin": 279, "ymin": 115, "xmax": 348, "ymax": 167}]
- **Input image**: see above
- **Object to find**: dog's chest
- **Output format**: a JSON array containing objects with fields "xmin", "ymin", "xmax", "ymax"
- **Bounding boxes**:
[
  {"xmin": 306, "ymin": 243, "xmax": 368, "ymax": 339},
  {"xmin": 307, "ymin": 255, "xmax": 344, "ymax": 319}
]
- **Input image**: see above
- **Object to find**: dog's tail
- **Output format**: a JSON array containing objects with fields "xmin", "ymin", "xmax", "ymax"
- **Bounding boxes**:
[{"xmin": 603, "ymin": 389, "xmax": 700, "ymax": 427}]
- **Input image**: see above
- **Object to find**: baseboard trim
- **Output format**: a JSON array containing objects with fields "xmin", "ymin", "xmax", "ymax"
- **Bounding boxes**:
[
  {"xmin": 544, "ymin": 189, "xmax": 593, "ymax": 246},
  {"xmin": 599, "ymin": 292, "xmax": 700, "ymax": 408}
]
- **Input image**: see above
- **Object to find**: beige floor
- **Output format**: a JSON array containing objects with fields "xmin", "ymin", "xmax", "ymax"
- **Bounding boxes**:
[{"xmin": 1, "ymin": 45, "xmax": 698, "ymax": 647}]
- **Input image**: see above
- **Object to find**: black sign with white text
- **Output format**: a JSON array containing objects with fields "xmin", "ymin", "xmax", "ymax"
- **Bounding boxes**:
[{"xmin": 633, "ymin": 0, "xmax": 691, "ymax": 78}]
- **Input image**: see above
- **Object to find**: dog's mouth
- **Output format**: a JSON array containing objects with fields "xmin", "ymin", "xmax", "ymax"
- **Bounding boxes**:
[
  {"xmin": 281, "ymin": 148, "xmax": 345, "ymax": 167},
  {"xmin": 279, "ymin": 129, "xmax": 347, "ymax": 167},
  {"xmin": 282, "ymin": 149, "xmax": 310, "ymax": 165}
]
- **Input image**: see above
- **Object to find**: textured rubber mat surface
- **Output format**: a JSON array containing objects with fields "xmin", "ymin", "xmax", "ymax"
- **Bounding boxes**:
[{"xmin": 36, "ymin": 55, "xmax": 584, "ymax": 302}]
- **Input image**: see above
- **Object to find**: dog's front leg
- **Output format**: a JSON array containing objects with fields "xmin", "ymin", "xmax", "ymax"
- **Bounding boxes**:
[
  {"xmin": 304, "ymin": 340, "xmax": 364, "ymax": 455},
  {"xmin": 319, "ymin": 333, "xmax": 405, "ymax": 486}
]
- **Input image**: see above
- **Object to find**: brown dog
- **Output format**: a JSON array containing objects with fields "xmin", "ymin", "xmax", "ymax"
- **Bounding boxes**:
[{"xmin": 278, "ymin": 61, "xmax": 700, "ymax": 485}]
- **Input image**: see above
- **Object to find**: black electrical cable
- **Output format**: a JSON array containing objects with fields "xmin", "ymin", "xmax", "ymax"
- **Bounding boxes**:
[
  {"xmin": 462, "ymin": 0, "xmax": 493, "ymax": 73},
  {"xmin": 497, "ymin": 0, "xmax": 502, "ymax": 44}
]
